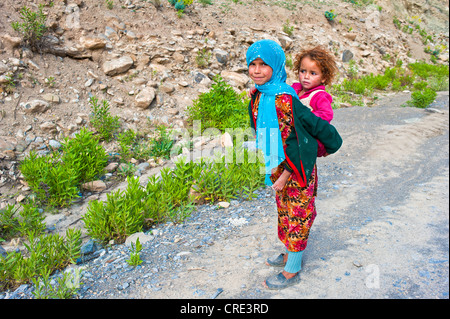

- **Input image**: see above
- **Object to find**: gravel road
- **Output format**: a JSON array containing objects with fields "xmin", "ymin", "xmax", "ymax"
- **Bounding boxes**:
[{"xmin": 3, "ymin": 91, "xmax": 448, "ymax": 305}]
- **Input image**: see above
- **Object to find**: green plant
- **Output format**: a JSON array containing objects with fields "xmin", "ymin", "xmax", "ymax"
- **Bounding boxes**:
[
  {"xmin": 0, "ymin": 204, "xmax": 20, "ymax": 240},
  {"xmin": 17, "ymin": 201, "xmax": 46, "ymax": 238},
  {"xmin": 198, "ymin": 0, "xmax": 212, "ymax": 5},
  {"xmin": 324, "ymin": 10, "xmax": 337, "ymax": 22},
  {"xmin": 11, "ymin": 5, "xmax": 48, "ymax": 50},
  {"xmin": 61, "ymin": 127, "xmax": 108, "ymax": 184},
  {"xmin": 150, "ymin": 125, "xmax": 175, "ymax": 159},
  {"xmin": 283, "ymin": 19, "xmax": 294, "ymax": 37},
  {"xmin": 20, "ymin": 128, "xmax": 107, "ymax": 208},
  {"xmin": 168, "ymin": 0, "xmax": 193, "ymax": 13},
  {"xmin": 105, "ymin": 0, "xmax": 114, "ymax": 9},
  {"xmin": 89, "ymin": 96, "xmax": 121, "ymax": 142},
  {"xmin": 187, "ymin": 75, "xmax": 249, "ymax": 133},
  {"xmin": 195, "ymin": 48, "xmax": 211, "ymax": 68},
  {"xmin": 117, "ymin": 162, "xmax": 136, "ymax": 178},
  {"xmin": 20, "ymin": 151, "xmax": 80, "ymax": 208},
  {"xmin": 117, "ymin": 129, "xmax": 137, "ymax": 162},
  {"xmin": 83, "ymin": 176, "xmax": 146, "ymax": 244},
  {"xmin": 126, "ymin": 237, "xmax": 143, "ymax": 267},
  {"xmin": 406, "ymin": 87, "xmax": 437, "ymax": 108},
  {"xmin": 1, "ymin": 73, "xmax": 16, "ymax": 93},
  {"xmin": 32, "ymin": 268, "xmax": 82, "ymax": 299},
  {"xmin": 0, "ymin": 229, "xmax": 81, "ymax": 292}
]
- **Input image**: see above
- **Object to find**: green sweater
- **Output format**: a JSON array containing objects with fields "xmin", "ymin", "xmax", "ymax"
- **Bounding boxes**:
[{"xmin": 249, "ymin": 94, "xmax": 343, "ymax": 187}]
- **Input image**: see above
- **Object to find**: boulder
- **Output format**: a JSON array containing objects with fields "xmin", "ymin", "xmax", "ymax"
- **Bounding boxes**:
[
  {"xmin": 22, "ymin": 100, "xmax": 50, "ymax": 114},
  {"xmin": 135, "ymin": 87, "xmax": 156, "ymax": 109},
  {"xmin": 82, "ymin": 180, "xmax": 107, "ymax": 192},
  {"xmin": 103, "ymin": 56, "xmax": 134, "ymax": 76}
]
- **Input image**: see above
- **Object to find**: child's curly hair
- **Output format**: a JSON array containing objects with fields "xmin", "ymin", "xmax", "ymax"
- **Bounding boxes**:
[{"xmin": 292, "ymin": 46, "xmax": 338, "ymax": 86}]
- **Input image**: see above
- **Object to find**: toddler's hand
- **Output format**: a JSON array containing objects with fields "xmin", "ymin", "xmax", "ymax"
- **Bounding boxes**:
[{"xmin": 247, "ymin": 86, "xmax": 257, "ymax": 97}]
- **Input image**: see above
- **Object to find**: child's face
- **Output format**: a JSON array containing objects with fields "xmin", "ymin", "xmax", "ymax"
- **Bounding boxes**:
[
  {"xmin": 298, "ymin": 56, "xmax": 325, "ymax": 91},
  {"xmin": 248, "ymin": 58, "xmax": 273, "ymax": 85}
]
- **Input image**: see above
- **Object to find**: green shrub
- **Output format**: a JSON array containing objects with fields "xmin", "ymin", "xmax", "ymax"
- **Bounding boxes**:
[
  {"xmin": 126, "ymin": 237, "xmax": 143, "ymax": 267},
  {"xmin": 83, "ymin": 147, "xmax": 264, "ymax": 244},
  {"xmin": 324, "ymin": 10, "xmax": 337, "ymax": 22},
  {"xmin": 32, "ymin": 267, "xmax": 82, "ymax": 299},
  {"xmin": 406, "ymin": 87, "xmax": 437, "ymax": 108},
  {"xmin": 11, "ymin": 5, "xmax": 47, "ymax": 50},
  {"xmin": 117, "ymin": 129, "xmax": 137, "ymax": 162},
  {"xmin": 149, "ymin": 125, "xmax": 175, "ymax": 159},
  {"xmin": 61, "ymin": 127, "xmax": 108, "ymax": 184},
  {"xmin": 0, "ymin": 204, "xmax": 20, "ymax": 240},
  {"xmin": 20, "ymin": 151, "xmax": 80, "ymax": 208},
  {"xmin": 0, "ymin": 229, "xmax": 81, "ymax": 291},
  {"xmin": 89, "ymin": 96, "xmax": 121, "ymax": 142},
  {"xmin": 187, "ymin": 75, "xmax": 249, "ymax": 133},
  {"xmin": 83, "ymin": 176, "xmax": 146, "ymax": 244},
  {"xmin": 20, "ymin": 128, "xmax": 108, "ymax": 208},
  {"xmin": 17, "ymin": 201, "xmax": 46, "ymax": 238}
]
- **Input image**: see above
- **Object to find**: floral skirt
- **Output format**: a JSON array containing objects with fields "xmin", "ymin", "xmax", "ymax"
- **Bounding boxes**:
[{"xmin": 270, "ymin": 164, "xmax": 318, "ymax": 252}]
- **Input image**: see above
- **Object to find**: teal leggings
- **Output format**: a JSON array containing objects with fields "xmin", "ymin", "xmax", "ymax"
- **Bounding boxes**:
[{"xmin": 284, "ymin": 249, "xmax": 303, "ymax": 273}]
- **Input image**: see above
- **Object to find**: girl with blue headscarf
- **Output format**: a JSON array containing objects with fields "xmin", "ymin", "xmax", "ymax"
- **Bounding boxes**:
[{"xmin": 246, "ymin": 39, "xmax": 342, "ymax": 289}]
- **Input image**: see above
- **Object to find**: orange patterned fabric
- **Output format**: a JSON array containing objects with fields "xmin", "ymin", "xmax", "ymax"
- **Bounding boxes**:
[{"xmin": 253, "ymin": 94, "xmax": 319, "ymax": 252}]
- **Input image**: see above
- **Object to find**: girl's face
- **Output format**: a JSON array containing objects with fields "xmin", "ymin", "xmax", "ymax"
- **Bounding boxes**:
[
  {"xmin": 248, "ymin": 58, "xmax": 273, "ymax": 85},
  {"xmin": 298, "ymin": 56, "xmax": 325, "ymax": 91}
]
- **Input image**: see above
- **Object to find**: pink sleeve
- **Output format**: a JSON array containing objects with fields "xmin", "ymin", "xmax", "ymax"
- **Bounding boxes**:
[
  {"xmin": 310, "ymin": 91, "xmax": 333, "ymax": 123},
  {"xmin": 310, "ymin": 91, "xmax": 333, "ymax": 157},
  {"xmin": 291, "ymin": 82, "xmax": 302, "ymax": 95}
]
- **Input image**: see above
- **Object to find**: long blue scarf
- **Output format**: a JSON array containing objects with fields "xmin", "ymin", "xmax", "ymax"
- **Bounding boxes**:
[{"xmin": 246, "ymin": 39, "xmax": 300, "ymax": 185}]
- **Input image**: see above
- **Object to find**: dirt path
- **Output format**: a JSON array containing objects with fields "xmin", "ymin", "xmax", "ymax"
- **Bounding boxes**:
[{"xmin": 125, "ymin": 91, "xmax": 449, "ymax": 300}]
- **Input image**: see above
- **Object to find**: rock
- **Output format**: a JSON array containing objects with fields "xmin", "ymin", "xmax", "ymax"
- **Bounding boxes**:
[
  {"xmin": 213, "ymin": 48, "xmax": 229, "ymax": 64},
  {"xmin": 342, "ymin": 49, "xmax": 354, "ymax": 62},
  {"xmin": 65, "ymin": 3, "xmax": 81, "ymax": 30},
  {"xmin": 41, "ymin": 93, "xmax": 60, "ymax": 104},
  {"xmin": 125, "ymin": 232, "xmax": 154, "ymax": 247},
  {"xmin": 80, "ymin": 36, "xmax": 107, "ymax": 50},
  {"xmin": 136, "ymin": 162, "xmax": 150, "ymax": 172},
  {"xmin": 221, "ymin": 132, "xmax": 233, "ymax": 148},
  {"xmin": 48, "ymin": 139, "xmax": 62, "ymax": 149},
  {"xmin": 0, "ymin": 61, "xmax": 8, "ymax": 74},
  {"xmin": 0, "ymin": 74, "xmax": 10, "ymax": 84},
  {"xmin": 77, "ymin": 238, "xmax": 104, "ymax": 264},
  {"xmin": 344, "ymin": 33, "xmax": 357, "ymax": 41},
  {"xmin": 135, "ymin": 87, "xmax": 156, "ymax": 109},
  {"xmin": 16, "ymin": 194, "xmax": 26, "ymax": 203},
  {"xmin": 102, "ymin": 56, "xmax": 134, "ymax": 76},
  {"xmin": 193, "ymin": 71, "xmax": 211, "ymax": 86},
  {"xmin": 278, "ymin": 35, "xmax": 293, "ymax": 49},
  {"xmin": 82, "ymin": 180, "xmax": 107, "ymax": 192},
  {"xmin": 220, "ymin": 71, "xmax": 249, "ymax": 89},
  {"xmin": 105, "ymin": 162, "xmax": 119, "ymax": 172},
  {"xmin": 22, "ymin": 100, "xmax": 50, "ymax": 114},
  {"xmin": 0, "ymin": 137, "xmax": 17, "ymax": 152},
  {"xmin": 159, "ymin": 82, "xmax": 175, "ymax": 94},
  {"xmin": 39, "ymin": 122, "xmax": 57, "ymax": 133},
  {"xmin": 1, "ymin": 34, "xmax": 21, "ymax": 51},
  {"xmin": 218, "ymin": 201, "xmax": 230, "ymax": 208}
]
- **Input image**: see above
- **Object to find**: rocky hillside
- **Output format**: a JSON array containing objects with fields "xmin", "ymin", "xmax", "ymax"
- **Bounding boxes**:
[{"xmin": 0, "ymin": 0, "xmax": 449, "ymax": 205}]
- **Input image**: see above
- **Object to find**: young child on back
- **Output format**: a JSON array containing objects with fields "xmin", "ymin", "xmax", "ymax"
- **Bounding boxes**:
[
  {"xmin": 249, "ymin": 45, "xmax": 338, "ymax": 158},
  {"xmin": 291, "ymin": 46, "xmax": 338, "ymax": 157}
]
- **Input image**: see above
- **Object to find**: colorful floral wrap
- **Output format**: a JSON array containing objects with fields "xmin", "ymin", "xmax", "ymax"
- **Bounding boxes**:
[
  {"xmin": 253, "ymin": 93, "xmax": 319, "ymax": 252},
  {"xmin": 270, "ymin": 164, "xmax": 318, "ymax": 252}
]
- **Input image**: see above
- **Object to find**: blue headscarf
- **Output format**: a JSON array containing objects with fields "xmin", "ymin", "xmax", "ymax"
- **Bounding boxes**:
[{"xmin": 246, "ymin": 39, "xmax": 300, "ymax": 185}]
